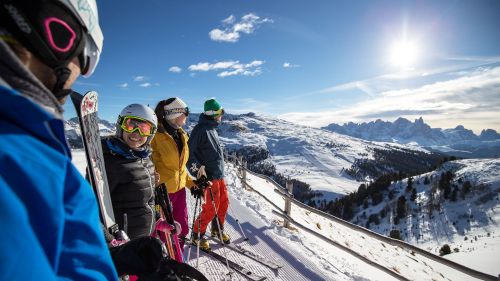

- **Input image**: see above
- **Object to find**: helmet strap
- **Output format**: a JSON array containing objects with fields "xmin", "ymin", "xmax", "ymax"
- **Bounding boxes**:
[{"xmin": 52, "ymin": 65, "xmax": 72, "ymax": 100}]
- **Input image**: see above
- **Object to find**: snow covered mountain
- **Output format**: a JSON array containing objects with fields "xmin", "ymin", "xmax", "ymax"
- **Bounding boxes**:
[
  {"xmin": 185, "ymin": 113, "xmax": 443, "ymax": 200},
  {"xmin": 65, "ymin": 117, "xmax": 115, "ymax": 148},
  {"xmin": 322, "ymin": 117, "xmax": 500, "ymax": 158},
  {"xmin": 349, "ymin": 158, "xmax": 500, "ymax": 274},
  {"xmin": 66, "ymin": 113, "xmax": 444, "ymax": 200}
]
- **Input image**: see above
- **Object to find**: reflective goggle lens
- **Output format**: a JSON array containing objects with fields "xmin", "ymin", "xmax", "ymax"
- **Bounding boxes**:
[
  {"xmin": 80, "ymin": 33, "xmax": 100, "ymax": 77},
  {"xmin": 121, "ymin": 117, "xmax": 154, "ymax": 136},
  {"xmin": 214, "ymin": 108, "xmax": 224, "ymax": 116}
]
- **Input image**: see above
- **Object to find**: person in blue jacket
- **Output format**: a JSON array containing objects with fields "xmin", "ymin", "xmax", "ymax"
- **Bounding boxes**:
[
  {"xmin": 188, "ymin": 98, "xmax": 230, "ymax": 251},
  {"xmin": 0, "ymin": 1, "xmax": 164, "ymax": 280}
]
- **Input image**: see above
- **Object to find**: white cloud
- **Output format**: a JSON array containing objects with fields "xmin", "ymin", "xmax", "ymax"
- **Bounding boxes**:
[
  {"xmin": 222, "ymin": 15, "xmax": 235, "ymax": 25},
  {"xmin": 280, "ymin": 66, "xmax": 500, "ymax": 133},
  {"xmin": 188, "ymin": 61, "xmax": 239, "ymax": 71},
  {"xmin": 133, "ymin": 76, "xmax": 146, "ymax": 82},
  {"xmin": 209, "ymin": 13, "xmax": 273, "ymax": 43},
  {"xmin": 139, "ymin": 82, "xmax": 151, "ymax": 88},
  {"xmin": 283, "ymin": 62, "xmax": 300, "ymax": 68},
  {"xmin": 209, "ymin": 29, "xmax": 239, "ymax": 43},
  {"xmin": 118, "ymin": 82, "xmax": 128, "ymax": 88},
  {"xmin": 169, "ymin": 66, "xmax": 182, "ymax": 73},
  {"xmin": 188, "ymin": 60, "xmax": 264, "ymax": 78}
]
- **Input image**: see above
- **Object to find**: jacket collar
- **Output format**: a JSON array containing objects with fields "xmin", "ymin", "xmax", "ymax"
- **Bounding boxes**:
[
  {"xmin": 105, "ymin": 137, "xmax": 151, "ymax": 160},
  {"xmin": 198, "ymin": 113, "xmax": 220, "ymax": 127}
]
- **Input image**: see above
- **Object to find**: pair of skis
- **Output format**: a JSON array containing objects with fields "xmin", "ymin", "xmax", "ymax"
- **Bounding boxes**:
[
  {"xmin": 207, "ymin": 237, "xmax": 282, "ymax": 270},
  {"xmin": 191, "ymin": 239, "xmax": 281, "ymax": 281}
]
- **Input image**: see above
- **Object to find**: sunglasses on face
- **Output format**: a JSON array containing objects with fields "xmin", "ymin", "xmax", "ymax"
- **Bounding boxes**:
[{"xmin": 120, "ymin": 116, "xmax": 155, "ymax": 136}]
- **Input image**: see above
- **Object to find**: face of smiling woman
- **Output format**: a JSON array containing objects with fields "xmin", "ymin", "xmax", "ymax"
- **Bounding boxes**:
[{"xmin": 122, "ymin": 130, "xmax": 148, "ymax": 149}]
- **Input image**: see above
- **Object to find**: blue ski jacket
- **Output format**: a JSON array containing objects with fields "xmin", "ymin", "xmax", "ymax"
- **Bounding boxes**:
[
  {"xmin": 187, "ymin": 114, "xmax": 225, "ymax": 180},
  {"xmin": 0, "ymin": 85, "xmax": 118, "ymax": 280}
]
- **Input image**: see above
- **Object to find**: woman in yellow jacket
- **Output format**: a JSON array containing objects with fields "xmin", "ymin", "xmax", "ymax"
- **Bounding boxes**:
[{"xmin": 152, "ymin": 97, "xmax": 195, "ymax": 248}]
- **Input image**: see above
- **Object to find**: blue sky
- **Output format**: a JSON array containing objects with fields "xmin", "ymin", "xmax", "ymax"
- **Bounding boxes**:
[{"xmin": 67, "ymin": 0, "xmax": 500, "ymax": 133}]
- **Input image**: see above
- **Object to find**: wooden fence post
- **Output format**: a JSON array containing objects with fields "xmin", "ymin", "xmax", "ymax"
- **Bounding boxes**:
[
  {"xmin": 238, "ymin": 155, "xmax": 242, "ymax": 167},
  {"xmin": 242, "ymin": 159, "xmax": 248, "ymax": 190},
  {"xmin": 284, "ymin": 180, "xmax": 294, "ymax": 228}
]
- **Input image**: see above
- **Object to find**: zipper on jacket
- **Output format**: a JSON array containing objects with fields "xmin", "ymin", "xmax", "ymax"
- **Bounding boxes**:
[{"xmin": 142, "ymin": 158, "xmax": 155, "ymax": 235}]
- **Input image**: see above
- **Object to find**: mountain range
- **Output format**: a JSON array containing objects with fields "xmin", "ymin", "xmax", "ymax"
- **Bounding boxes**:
[
  {"xmin": 322, "ymin": 117, "xmax": 500, "ymax": 158},
  {"xmin": 65, "ymin": 113, "xmax": 444, "ymax": 200}
]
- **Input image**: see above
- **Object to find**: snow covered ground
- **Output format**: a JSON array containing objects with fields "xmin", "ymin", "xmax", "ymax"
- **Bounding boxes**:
[{"xmin": 71, "ymin": 150, "xmax": 498, "ymax": 280}]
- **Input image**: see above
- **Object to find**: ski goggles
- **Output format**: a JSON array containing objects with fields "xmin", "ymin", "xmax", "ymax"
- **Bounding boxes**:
[
  {"xmin": 205, "ymin": 108, "xmax": 225, "ymax": 117},
  {"xmin": 78, "ymin": 30, "xmax": 102, "ymax": 77},
  {"xmin": 164, "ymin": 107, "xmax": 190, "ymax": 117},
  {"xmin": 120, "ymin": 116, "xmax": 156, "ymax": 136}
]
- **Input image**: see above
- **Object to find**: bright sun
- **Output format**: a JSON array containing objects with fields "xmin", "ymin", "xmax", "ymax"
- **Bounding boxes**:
[{"xmin": 390, "ymin": 40, "xmax": 419, "ymax": 69}]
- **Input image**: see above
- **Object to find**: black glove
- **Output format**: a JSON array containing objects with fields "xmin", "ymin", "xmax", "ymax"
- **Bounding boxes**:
[
  {"xmin": 191, "ymin": 176, "xmax": 210, "ymax": 199},
  {"xmin": 190, "ymin": 186, "xmax": 204, "ymax": 199},
  {"xmin": 193, "ymin": 175, "xmax": 210, "ymax": 189},
  {"xmin": 109, "ymin": 236, "xmax": 163, "ymax": 276}
]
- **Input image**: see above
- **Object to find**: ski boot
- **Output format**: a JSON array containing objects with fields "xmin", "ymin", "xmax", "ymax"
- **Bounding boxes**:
[
  {"xmin": 211, "ymin": 230, "xmax": 230, "ymax": 244},
  {"xmin": 192, "ymin": 232, "xmax": 211, "ymax": 251}
]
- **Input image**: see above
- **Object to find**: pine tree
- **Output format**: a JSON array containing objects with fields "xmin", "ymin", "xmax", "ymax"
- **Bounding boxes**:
[
  {"xmin": 390, "ymin": 229, "xmax": 402, "ymax": 240},
  {"xmin": 424, "ymin": 176, "xmax": 430, "ymax": 185},
  {"xmin": 439, "ymin": 244, "xmax": 451, "ymax": 256},
  {"xmin": 406, "ymin": 176, "xmax": 413, "ymax": 192},
  {"xmin": 397, "ymin": 196, "xmax": 407, "ymax": 219},
  {"xmin": 410, "ymin": 188, "xmax": 417, "ymax": 201}
]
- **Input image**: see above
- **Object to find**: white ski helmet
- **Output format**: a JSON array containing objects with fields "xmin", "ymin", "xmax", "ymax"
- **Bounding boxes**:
[
  {"xmin": 116, "ymin": 104, "xmax": 158, "ymax": 145},
  {"xmin": 60, "ymin": 0, "xmax": 104, "ymax": 77}
]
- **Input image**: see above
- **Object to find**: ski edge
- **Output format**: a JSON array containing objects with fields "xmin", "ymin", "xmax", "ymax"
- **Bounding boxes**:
[
  {"xmin": 208, "ymin": 238, "xmax": 282, "ymax": 270},
  {"xmin": 202, "ymin": 249, "xmax": 267, "ymax": 281},
  {"xmin": 186, "ymin": 242, "xmax": 266, "ymax": 281}
]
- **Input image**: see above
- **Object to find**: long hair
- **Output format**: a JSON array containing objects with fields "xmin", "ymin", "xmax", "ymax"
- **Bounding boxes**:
[{"xmin": 154, "ymin": 97, "xmax": 176, "ymax": 125}]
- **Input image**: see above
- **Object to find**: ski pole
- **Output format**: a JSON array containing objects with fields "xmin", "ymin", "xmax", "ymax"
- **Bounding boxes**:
[
  {"xmin": 123, "ymin": 213, "xmax": 128, "ymax": 234},
  {"xmin": 228, "ymin": 202, "xmax": 248, "ymax": 241},
  {"xmin": 196, "ymin": 197, "xmax": 202, "ymax": 269},
  {"xmin": 187, "ymin": 195, "xmax": 200, "ymax": 264}
]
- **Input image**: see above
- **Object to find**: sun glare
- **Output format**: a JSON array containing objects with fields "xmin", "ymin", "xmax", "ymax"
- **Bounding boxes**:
[{"xmin": 390, "ymin": 40, "xmax": 419, "ymax": 69}]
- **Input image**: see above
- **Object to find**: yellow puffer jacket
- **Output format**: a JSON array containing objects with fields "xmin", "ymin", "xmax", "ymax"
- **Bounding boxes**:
[{"xmin": 151, "ymin": 126, "xmax": 195, "ymax": 193}]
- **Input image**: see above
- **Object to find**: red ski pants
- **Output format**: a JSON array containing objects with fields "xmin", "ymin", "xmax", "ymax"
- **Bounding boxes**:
[{"xmin": 193, "ymin": 178, "xmax": 229, "ymax": 234}]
